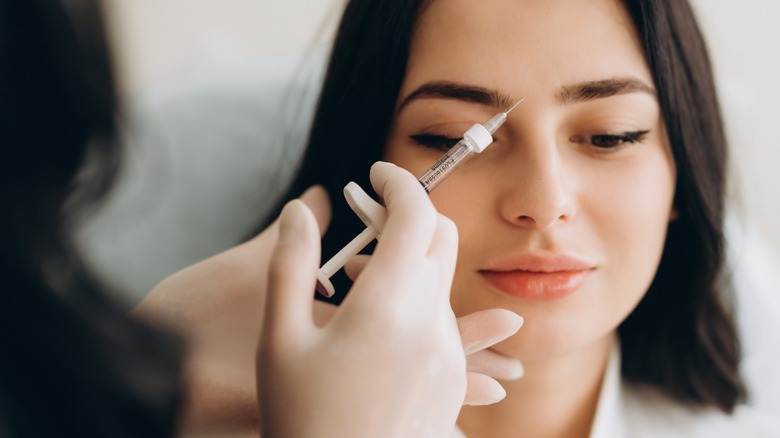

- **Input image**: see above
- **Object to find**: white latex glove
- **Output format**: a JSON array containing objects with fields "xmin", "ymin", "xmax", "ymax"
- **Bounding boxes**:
[
  {"xmin": 258, "ymin": 162, "xmax": 523, "ymax": 438},
  {"xmin": 344, "ymin": 256, "xmax": 525, "ymax": 404},
  {"xmin": 137, "ymin": 164, "xmax": 522, "ymax": 437}
]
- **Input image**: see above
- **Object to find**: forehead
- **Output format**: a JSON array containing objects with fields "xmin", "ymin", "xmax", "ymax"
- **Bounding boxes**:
[{"xmin": 403, "ymin": 0, "xmax": 650, "ymax": 102}]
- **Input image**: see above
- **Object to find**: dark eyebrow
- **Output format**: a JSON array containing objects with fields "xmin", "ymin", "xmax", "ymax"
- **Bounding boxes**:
[
  {"xmin": 558, "ymin": 77, "xmax": 655, "ymax": 104},
  {"xmin": 397, "ymin": 80, "xmax": 513, "ymax": 113}
]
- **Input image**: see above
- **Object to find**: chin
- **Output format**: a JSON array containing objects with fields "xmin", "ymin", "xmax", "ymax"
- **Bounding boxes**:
[{"xmin": 493, "ymin": 320, "xmax": 591, "ymax": 360}]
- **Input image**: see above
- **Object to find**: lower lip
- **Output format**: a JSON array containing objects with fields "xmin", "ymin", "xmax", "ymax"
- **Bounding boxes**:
[{"xmin": 481, "ymin": 270, "xmax": 591, "ymax": 301}]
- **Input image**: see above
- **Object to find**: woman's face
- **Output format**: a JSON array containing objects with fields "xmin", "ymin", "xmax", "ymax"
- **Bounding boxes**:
[{"xmin": 384, "ymin": 0, "xmax": 676, "ymax": 358}]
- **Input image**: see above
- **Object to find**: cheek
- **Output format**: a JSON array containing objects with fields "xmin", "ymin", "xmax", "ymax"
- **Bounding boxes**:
[
  {"xmin": 587, "ymin": 154, "xmax": 676, "ymax": 301},
  {"xmin": 427, "ymin": 170, "xmax": 500, "ymax": 252},
  {"xmin": 383, "ymin": 132, "xmax": 434, "ymax": 176}
]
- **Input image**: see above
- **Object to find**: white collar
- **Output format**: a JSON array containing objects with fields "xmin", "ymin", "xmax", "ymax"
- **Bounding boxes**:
[
  {"xmin": 588, "ymin": 339, "xmax": 629, "ymax": 437},
  {"xmin": 451, "ymin": 341, "xmax": 626, "ymax": 438},
  {"xmin": 454, "ymin": 339, "xmax": 780, "ymax": 437}
]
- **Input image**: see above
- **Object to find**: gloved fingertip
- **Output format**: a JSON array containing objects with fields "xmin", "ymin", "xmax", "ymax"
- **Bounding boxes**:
[
  {"xmin": 464, "ymin": 376, "xmax": 507, "ymax": 406},
  {"xmin": 495, "ymin": 309, "xmax": 524, "ymax": 332},
  {"xmin": 503, "ymin": 359, "xmax": 525, "ymax": 380},
  {"xmin": 464, "ymin": 385, "xmax": 506, "ymax": 406},
  {"xmin": 277, "ymin": 200, "xmax": 307, "ymax": 245}
]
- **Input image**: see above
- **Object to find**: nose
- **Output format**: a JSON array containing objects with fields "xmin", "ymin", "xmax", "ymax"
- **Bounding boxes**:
[{"xmin": 496, "ymin": 138, "xmax": 577, "ymax": 230}]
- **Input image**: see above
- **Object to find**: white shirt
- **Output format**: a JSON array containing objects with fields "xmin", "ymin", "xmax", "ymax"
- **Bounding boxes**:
[{"xmin": 454, "ymin": 345, "xmax": 780, "ymax": 437}]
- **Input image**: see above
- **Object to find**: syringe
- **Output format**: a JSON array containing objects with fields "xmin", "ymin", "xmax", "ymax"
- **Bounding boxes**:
[
  {"xmin": 418, "ymin": 97, "xmax": 524, "ymax": 193},
  {"xmin": 315, "ymin": 98, "xmax": 525, "ymax": 297}
]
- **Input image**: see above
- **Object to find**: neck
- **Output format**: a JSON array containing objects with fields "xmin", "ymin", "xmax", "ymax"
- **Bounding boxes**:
[{"xmin": 458, "ymin": 335, "xmax": 613, "ymax": 438}]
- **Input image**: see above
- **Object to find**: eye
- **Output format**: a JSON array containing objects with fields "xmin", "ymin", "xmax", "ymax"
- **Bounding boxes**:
[
  {"xmin": 571, "ymin": 130, "xmax": 650, "ymax": 149},
  {"xmin": 409, "ymin": 133, "xmax": 461, "ymax": 152}
]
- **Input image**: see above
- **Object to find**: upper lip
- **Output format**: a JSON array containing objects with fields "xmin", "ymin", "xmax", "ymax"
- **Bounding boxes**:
[{"xmin": 480, "ymin": 252, "xmax": 595, "ymax": 273}]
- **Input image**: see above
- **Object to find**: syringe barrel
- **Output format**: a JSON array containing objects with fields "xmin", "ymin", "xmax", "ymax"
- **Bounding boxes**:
[
  {"xmin": 418, "ymin": 122, "xmax": 494, "ymax": 193},
  {"xmin": 418, "ymin": 138, "xmax": 477, "ymax": 193}
]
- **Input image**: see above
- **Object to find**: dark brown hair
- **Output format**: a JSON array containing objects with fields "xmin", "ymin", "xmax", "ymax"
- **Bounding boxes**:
[{"xmin": 275, "ymin": 0, "xmax": 745, "ymax": 412}]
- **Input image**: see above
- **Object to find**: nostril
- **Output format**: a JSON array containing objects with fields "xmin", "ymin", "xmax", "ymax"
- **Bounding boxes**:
[
  {"xmin": 514, "ymin": 213, "xmax": 570, "ymax": 228},
  {"xmin": 516, "ymin": 215, "xmax": 535, "ymax": 225}
]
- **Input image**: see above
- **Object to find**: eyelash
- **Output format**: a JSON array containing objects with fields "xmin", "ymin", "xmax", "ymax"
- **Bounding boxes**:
[
  {"xmin": 409, "ymin": 134, "xmax": 461, "ymax": 152},
  {"xmin": 571, "ymin": 130, "xmax": 650, "ymax": 149},
  {"xmin": 410, "ymin": 130, "xmax": 650, "ymax": 152}
]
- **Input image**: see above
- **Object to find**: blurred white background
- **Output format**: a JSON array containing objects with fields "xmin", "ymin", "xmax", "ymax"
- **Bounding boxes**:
[{"xmin": 102, "ymin": 0, "xmax": 780, "ymax": 255}]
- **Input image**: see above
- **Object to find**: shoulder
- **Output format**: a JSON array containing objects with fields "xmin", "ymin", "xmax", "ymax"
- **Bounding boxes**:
[{"xmin": 622, "ymin": 382, "xmax": 780, "ymax": 437}]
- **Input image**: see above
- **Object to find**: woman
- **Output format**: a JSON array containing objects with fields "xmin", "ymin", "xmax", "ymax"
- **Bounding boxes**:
[
  {"xmin": 277, "ymin": 0, "xmax": 780, "ymax": 435},
  {"xmin": 0, "ymin": 0, "xmax": 522, "ymax": 436}
]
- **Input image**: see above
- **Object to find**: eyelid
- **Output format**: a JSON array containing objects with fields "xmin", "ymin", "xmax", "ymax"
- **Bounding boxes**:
[
  {"xmin": 570, "ymin": 130, "xmax": 650, "ymax": 149},
  {"xmin": 409, "ymin": 133, "xmax": 461, "ymax": 151}
]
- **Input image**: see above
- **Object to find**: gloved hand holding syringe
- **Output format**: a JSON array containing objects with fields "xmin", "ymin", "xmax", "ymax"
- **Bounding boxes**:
[{"xmin": 315, "ymin": 98, "xmax": 525, "ymax": 297}]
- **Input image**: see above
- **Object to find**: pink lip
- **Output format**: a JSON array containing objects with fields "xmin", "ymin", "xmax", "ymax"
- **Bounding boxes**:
[{"xmin": 480, "ymin": 253, "xmax": 594, "ymax": 301}]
